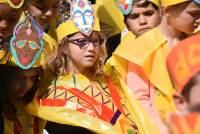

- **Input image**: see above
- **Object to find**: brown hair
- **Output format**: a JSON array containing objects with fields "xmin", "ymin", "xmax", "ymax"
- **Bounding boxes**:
[
  {"xmin": 46, "ymin": 31, "xmax": 107, "ymax": 78},
  {"xmin": 124, "ymin": 0, "xmax": 159, "ymax": 21},
  {"xmin": 182, "ymin": 71, "xmax": 200, "ymax": 102}
]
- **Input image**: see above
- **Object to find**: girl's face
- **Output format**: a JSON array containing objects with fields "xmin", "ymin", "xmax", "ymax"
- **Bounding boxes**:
[
  {"xmin": 9, "ymin": 68, "xmax": 39, "ymax": 98},
  {"xmin": 168, "ymin": 1, "xmax": 200, "ymax": 35},
  {"xmin": 0, "ymin": 4, "xmax": 22, "ymax": 43},
  {"xmin": 25, "ymin": 0, "xmax": 59, "ymax": 29},
  {"xmin": 66, "ymin": 32, "xmax": 102, "ymax": 73}
]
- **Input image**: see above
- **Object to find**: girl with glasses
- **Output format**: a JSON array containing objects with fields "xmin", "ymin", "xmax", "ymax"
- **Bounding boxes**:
[{"xmin": 25, "ymin": 0, "xmax": 155, "ymax": 133}]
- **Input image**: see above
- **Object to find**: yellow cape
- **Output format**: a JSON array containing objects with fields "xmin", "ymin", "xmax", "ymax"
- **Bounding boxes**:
[
  {"xmin": 107, "ymin": 27, "xmax": 176, "ymax": 120},
  {"xmin": 26, "ymin": 73, "xmax": 159, "ymax": 134}
]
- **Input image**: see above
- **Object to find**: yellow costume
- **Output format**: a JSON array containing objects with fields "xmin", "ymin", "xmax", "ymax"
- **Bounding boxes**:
[
  {"xmin": 106, "ymin": 0, "xmax": 195, "ymax": 121},
  {"xmin": 27, "ymin": 74, "xmax": 141, "ymax": 134},
  {"xmin": 113, "ymin": 27, "xmax": 176, "ymax": 120},
  {"xmin": 105, "ymin": 29, "xmax": 173, "ymax": 134},
  {"xmin": 4, "ymin": 102, "xmax": 45, "ymax": 134}
]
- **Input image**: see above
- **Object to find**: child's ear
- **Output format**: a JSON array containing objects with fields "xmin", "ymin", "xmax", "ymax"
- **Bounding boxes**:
[{"xmin": 173, "ymin": 92, "xmax": 188, "ymax": 112}]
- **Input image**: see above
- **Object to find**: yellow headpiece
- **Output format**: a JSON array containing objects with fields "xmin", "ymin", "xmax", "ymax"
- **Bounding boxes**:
[
  {"xmin": 132, "ymin": 0, "xmax": 161, "ymax": 7},
  {"xmin": 95, "ymin": 0, "xmax": 125, "ymax": 37},
  {"xmin": 161, "ymin": 0, "xmax": 188, "ymax": 6},
  {"xmin": 0, "ymin": 0, "xmax": 24, "ymax": 8},
  {"xmin": 0, "ymin": 15, "xmax": 56, "ymax": 69},
  {"xmin": 149, "ymin": 0, "xmax": 161, "ymax": 7},
  {"xmin": 56, "ymin": 0, "xmax": 100, "ymax": 42}
]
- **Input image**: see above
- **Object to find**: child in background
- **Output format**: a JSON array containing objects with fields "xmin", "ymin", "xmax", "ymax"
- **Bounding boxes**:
[
  {"xmin": 0, "ymin": 14, "xmax": 53, "ymax": 134},
  {"xmin": 23, "ymin": 0, "xmax": 60, "ymax": 33},
  {"xmin": 22, "ymin": 0, "xmax": 60, "ymax": 51},
  {"xmin": 112, "ymin": 0, "xmax": 200, "ymax": 122},
  {"xmin": 0, "ymin": 0, "xmax": 23, "ymax": 44},
  {"xmin": 167, "ymin": 34, "xmax": 200, "ymax": 113},
  {"xmin": 0, "ymin": 1, "xmax": 23, "ymax": 133},
  {"xmin": 0, "ymin": 0, "xmax": 23, "ymax": 59},
  {"xmin": 105, "ymin": 0, "xmax": 200, "ymax": 133},
  {"xmin": 166, "ymin": 34, "xmax": 200, "ymax": 134},
  {"xmin": 123, "ymin": 0, "xmax": 161, "ymax": 37}
]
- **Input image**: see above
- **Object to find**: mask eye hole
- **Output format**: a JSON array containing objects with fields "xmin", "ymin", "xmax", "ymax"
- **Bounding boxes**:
[
  {"xmin": 16, "ymin": 40, "xmax": 26, "ymax": 48},
  {"xmin": 29, "ymin": 41, "xmax": 39, "ymax": 50},
  {"xmin": 84, "ymin": 11, "xmax": 92, "ymax": 17},
  {"xmin": 74, "ymin": 12, "xmax": 82, "ymax": 18}
]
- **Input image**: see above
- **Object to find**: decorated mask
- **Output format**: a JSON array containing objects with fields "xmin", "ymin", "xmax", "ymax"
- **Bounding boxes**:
[
  {"xmin": 10, "ymin": 15, "xmax": 44, "ymax": 69},
  {"xmin": 71, "ymin": 0, "xmax": 94, "ymax": 36},
  {"xmin": 115, "ymin": 0, "xmax": 133, "ymax": 15}
]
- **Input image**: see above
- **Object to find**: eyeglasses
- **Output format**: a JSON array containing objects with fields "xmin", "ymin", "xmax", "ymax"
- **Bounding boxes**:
[{"xmin": 68, "ymin": 38, "xmax": 104, "ymax": 49}]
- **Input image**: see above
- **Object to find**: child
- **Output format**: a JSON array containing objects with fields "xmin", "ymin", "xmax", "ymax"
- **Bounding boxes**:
[
  {"xmin": 122, "ymin": 0, "xmax": 161, "ymax": 37},
  {"xmin": 0, "ymin": 0, "xmax": 23, "ymax": 54},
  {"xmin": 166, "ymin": 34, "xmax": 200, "ymax": 134},
  {"xmin": 104, "ymin": 1, "xmax": 200, "ymax": 133},
  {"xmin": 167, "ymin": 34, "xmax": 200, "ymax": 113},
  {"xmin": 22, "ymin": 0, "xmax": 60, "ymax": 50},
  {"xmin": 0, "ymin": 14, "xmax": 52, "ymax": 134},
  {"xmin": 112, "ymin": 0, "xmax": 200, "ymax": 122},
  {"xmin": 25, "ymin": 0, "xmax": 159, "ymax": 133},
  {"xmin": 23, "ymin": 0, "xmax": 60, "ymax": 33},
  {"xmin": 0, "ymin": 1, "xmax": 23, "ymax": 133}
]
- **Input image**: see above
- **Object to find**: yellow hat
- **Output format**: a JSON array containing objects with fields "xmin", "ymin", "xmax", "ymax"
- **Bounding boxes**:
[
  {"xmin": 0, "ymin": 15, "xmax": 56, "ymax": 69},
  {"xmin": 0, "ymin": 0, "xmax": 24, "ymax": 8},
  {"xmin": 95, "ymin": 0, "xmax": 125, "ymax": 37},
  {"xmin": 149, "ymin": 0, "xmax": 161, "ymax": 7},
  {"xmin": 56, "ymin": 16, "xmax": 100, "ymax": 42},
  {"xmin": 56, "ymin": 0, "xmax": 100, "ymax": 42},
  {"xmin": 160, "ymin": 0, "xmax": 188, "ymax": 6},
  {"xmin": 133, "ymin": 0, "xmax": 161, "ymax": 7}
]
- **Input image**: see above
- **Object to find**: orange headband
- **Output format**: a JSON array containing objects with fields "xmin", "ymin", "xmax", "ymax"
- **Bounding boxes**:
[{"xmin": 167, "ymin": 34, "xmax": 200, "ymax": 92}]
